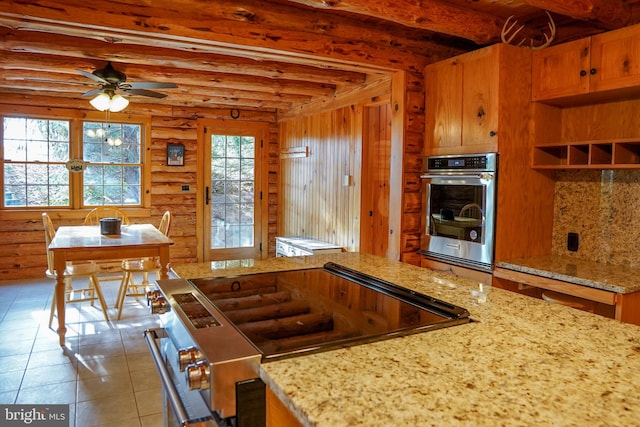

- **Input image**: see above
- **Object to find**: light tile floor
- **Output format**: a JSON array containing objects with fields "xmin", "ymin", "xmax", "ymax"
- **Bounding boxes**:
[{"xmin": 0, "ymin": 275, "xmax": 166, "ymax": 427}]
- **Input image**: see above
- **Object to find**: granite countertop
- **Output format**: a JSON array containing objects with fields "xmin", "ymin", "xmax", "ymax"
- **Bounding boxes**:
[
  {"xmin": 173, "ymin": 253, "xmax": 640, "ymax": 427},
  {"xmin": 496, "ymin": 254, "xmax": 640, "ymax": 294}
]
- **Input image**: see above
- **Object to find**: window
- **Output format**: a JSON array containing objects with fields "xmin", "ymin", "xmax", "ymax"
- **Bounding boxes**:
[
  {"xmin": 82, "ymin": 122, "xmax": 142, "ymax": 206},
  {"xmin": 210, "ymin": 134, "xmax": 256, "ymax": 249},
  {"xmin": 3, "ymin": 117, "xmax": 70, "ymax": 207},
  {"xmin": 1, "ymin": 112, "xmax": 149, "ymax": 210}
]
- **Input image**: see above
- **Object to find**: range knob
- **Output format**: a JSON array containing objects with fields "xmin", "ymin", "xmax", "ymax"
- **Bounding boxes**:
[
  {"xmin": 146, "ymin": 290, "xmax": 163, "ymax": 305},
  {"xmin": 149, "ymin": 296, "xmax": 170, "ymax": 314},
  {"xmin": 178, "ymin": 347, "xmax": 204, "ymax": 371},
  {"xmin": 186, "ymin": 361, "xmax": 210, "ymax": 390}
]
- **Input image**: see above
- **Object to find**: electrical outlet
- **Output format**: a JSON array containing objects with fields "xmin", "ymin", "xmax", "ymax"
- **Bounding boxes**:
[
  {"xmin": 181, "ymin": 184, "xmax": 190, "ymax": 192},
  {"xmin": 567, "ymin": 232, "xmax": 579, "ymax": 252}
]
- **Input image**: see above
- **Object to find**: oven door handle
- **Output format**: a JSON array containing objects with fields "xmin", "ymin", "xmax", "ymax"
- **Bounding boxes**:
[
  {"xmin": 144, "ymin": 328, "xmax": 192, "ymax": 426},
  {"xmin": 420, "ymin": 173, "xmax": 493, "ymax": 180}
]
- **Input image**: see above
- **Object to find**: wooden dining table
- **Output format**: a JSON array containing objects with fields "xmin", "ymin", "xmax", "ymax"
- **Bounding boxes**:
[{"xmin": 48, "ymin": 223, "xmax": 174, "ymax": 346}]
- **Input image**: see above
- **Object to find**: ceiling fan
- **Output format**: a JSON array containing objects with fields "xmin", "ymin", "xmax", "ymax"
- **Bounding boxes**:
[{"xmin": 78, "ymin": 62, "xmax": 178, "ymax": 111}]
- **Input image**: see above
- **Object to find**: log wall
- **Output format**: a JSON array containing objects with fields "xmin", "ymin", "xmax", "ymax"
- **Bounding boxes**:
[{"xmin": 0, "ymin": 93, "xmax": 278, "ymax": 280}]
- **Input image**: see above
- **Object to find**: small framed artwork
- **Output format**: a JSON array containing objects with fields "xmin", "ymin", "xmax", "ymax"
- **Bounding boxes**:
[{"xmin": 167, "ymin": 143, "xmax": 185, "ymax": 166}]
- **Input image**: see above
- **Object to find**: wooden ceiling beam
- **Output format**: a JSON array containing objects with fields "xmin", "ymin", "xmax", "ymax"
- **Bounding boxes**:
[
  {"xmin": 0, "ymin": 66, "xmax": 312, "ymax": 102},
  {"xmin": 0, "ymin": 0, "xmax": 462, "ymax": 74},
  {"xmin": 0, "ymin": 28, "xmax": 368, "ymax": 87},
  {"xmin": 0, "ymin": 55, "xmax": 337, "ymax": 98},
  {"xmin": 519, "ymin": 0, "xmax": 631, "ymax": 29},
  {"xmin": 0, "ymin": 91, "xmax": 279, "ymax": 120},
  {"xmin": 0, "ymin": 83, "xmax": 293, "ymax": 110},
  {"xmin": 286, "ymin": 0, "xmax": 502, "ymax": 44}
]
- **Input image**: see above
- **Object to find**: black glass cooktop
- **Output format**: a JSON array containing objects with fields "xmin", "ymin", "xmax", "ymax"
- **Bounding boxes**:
[{"xmin": 187, "ymin": 262, "xmax": 470, "ymax": 360}]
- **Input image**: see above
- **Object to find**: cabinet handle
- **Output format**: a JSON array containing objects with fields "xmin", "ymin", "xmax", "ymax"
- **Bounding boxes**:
[
  {"xmin": 580, "ymin": 70, "xmax": 587, "ymax": 77},
  {"xmin": 590, "ymin": 68, "xmax": 597, "ymax": 75},
  {"xmin": 489, "ymin": 131, "xmax": 497, "ymax": 137}
]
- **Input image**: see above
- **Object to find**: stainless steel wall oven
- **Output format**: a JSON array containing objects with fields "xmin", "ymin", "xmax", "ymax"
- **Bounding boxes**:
[{"xmin": 420, "ymin": 153, "xmax": 498, "ymax": 272}]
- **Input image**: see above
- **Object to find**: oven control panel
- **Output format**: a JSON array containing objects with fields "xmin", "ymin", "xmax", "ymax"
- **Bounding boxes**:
[{"xmin": 425, "ymin": 153, "xmax": 497, "ymax": 172}]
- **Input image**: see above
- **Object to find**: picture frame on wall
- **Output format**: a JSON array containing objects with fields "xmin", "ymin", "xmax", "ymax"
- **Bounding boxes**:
[{"xmin": 167, "ymin": 143, "xmax": 185, "ymax": 166}]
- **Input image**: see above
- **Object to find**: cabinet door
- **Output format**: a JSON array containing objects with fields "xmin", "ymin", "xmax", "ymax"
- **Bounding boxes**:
[
  {"xmin": 590, "ymin": 25, "xmax": 640, "ymax": 92},
  {"xmin": 461, "ymin": 48, "xmax": 499, "ymax": 150},
  {"xmin": 425, "ymin": 59, "xmax": 462, "ymax": 154},
  {"xmin": 532, "ymin": 38, "xmax": 590, "ymax": 101}
]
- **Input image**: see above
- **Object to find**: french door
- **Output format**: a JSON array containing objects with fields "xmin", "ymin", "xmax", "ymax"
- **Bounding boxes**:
[{"xmin": 200, "ymin": 120, "xmax": 268, "ymax": 261}]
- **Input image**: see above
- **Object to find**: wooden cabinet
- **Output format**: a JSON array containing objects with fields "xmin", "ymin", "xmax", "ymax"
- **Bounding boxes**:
[
  {"xmin": 423, "ymin": 43, "xmax": 555, "ymax": 266},
  {"xmin": 532, "ymin": 38, "xmax": 590, "ymax": 101},
  {"xmin": 425, "ymin": 44, "xmax": 505, "ymax": 155},
  {"xmin": 533, "ymin": 23, "xmax": 640, "ymax": 104},
  {"xmin": 531, "ymin": 82, "xmax": 640, "ymax": 169},
  {"xmin": 532, "ymin": 139, "xmax": 640, "ymax": 169},
  {"xmin": 267, "ymin": 387, "xmax": 302, "ymax": 427},
  {"xmin": 531, "ymin": 22, "xmax": 640, "ymax": 170}
]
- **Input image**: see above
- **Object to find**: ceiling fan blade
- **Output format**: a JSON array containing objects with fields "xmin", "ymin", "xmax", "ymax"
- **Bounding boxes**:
[
  {"xmin": 81, "ymin": 88, "xmax": 105, "ymax": 97},
  {"xmin": 127, "ymin": 82, "xmax": 179, "ymax": 89},
  {"xmin": 126, "ymin": 88, "xmax": 168, "ymax": 98},
  {"xmin": 77, "ymin": 69, "xmax": 108, "ymax": 85}
]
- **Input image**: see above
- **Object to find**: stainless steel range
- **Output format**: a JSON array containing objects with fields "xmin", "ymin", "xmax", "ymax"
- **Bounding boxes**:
[{"xmin": 145, "ymin": 262, "xmax": 471, "ymax": 427}]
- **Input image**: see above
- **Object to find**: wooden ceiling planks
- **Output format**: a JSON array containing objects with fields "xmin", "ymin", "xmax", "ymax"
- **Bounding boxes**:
[{"xmin": 0, "ymin": 0, "xmax": 639, "ymax": 113}]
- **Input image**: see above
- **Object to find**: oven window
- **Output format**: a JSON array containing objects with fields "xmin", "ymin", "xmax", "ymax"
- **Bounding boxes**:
[{"xmin": 428, "ymin": 184, "xmax": 485, "ymax": 243}]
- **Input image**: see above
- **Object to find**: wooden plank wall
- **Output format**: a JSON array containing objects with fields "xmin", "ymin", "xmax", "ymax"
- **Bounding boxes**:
[
  {"xmin": 278, "ymin": 71, "xmax": 426, "ymax": 261},
  {"xmin": 278, "ymin": 105, "xmax": 363, "ymax": 251},
  {"xmin": 0, "ymin": 93, "xmax": 277, "ymax": 280},
  {"xmin": 360, "ymin": 103, "xmax": 392, "ymax": 257}
]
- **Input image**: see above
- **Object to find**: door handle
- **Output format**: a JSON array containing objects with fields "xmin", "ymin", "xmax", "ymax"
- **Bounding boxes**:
[{"xmin": 205, "ymin": 186, "xmax": 210, "ymax": 205}]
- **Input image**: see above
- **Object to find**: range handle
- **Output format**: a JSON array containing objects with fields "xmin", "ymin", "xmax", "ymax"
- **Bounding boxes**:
[{"xmin": 144, "ymin": 328, "xmax": 191, "ymax": 426}]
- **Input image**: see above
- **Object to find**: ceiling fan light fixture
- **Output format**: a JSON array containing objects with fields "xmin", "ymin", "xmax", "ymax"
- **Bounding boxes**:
[
  {"xmin": 109, "ymin": 94, "xmax": 129, "ymax": 112},
  {"xmin": 89, "ymin": 93, "xmax": 111, "ymax": 111},
  {"xmin": 89, "ymin": 92, "xmax": 129, "ymax": 112}
]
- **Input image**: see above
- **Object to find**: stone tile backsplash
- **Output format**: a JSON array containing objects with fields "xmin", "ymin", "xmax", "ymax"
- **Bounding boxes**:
[{"xmin": 553, "ymin": 169, "xmax": 640, "ymax": 267}]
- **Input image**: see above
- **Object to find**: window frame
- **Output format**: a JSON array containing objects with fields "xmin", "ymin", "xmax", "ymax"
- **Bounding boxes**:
[{"xmin": 0, "ymin": 106, "xmax": 151, "ymax": 215}]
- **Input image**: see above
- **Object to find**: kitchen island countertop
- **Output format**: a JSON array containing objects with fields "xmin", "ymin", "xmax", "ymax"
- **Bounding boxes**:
[{"xmin": 173, "ymin": 253, "xmax": 640, "ymax": 427}]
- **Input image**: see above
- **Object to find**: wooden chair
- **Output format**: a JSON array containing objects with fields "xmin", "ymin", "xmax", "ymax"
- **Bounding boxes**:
[
  {"xmin": 43, "ymin": 213, "xmax": 109, "ymax": 328},
  {"xmin": 115, "ymin": 211, "xmax": 172, "ymax": 320},
  {"xmin": 84, "ymin": 206, "xmax": 132, "ymax": 280},
  {"xmin": 84, "ymin": 206, "xmax": 131, "ymax": 226}
]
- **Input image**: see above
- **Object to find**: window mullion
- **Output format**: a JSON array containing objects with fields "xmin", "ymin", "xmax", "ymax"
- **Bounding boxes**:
[{"xmin": 70, "ymin": 118, "xmax": 82, "ymax": 209}]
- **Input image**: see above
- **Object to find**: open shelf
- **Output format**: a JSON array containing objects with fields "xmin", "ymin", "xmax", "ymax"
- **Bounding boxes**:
[{"xmin": 532, "ymin": 139, "xmax": 640, "ymax": 169}]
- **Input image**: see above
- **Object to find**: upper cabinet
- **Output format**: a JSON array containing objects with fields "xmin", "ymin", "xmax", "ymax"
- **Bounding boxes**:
[
  {"xmin": 531, "ymin": 23, "xmax": 640, "ymax": 169},
  {"xmin": 424, "ymin": 44, "xmax": 529, "ymax": 156},
  {"xmin": 533, "ymin": 24, "xmax": 640, "ymax": 104},
  {"xmin": 532, "ymin": 38, "xmax": 590, "ymax": 101}
]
